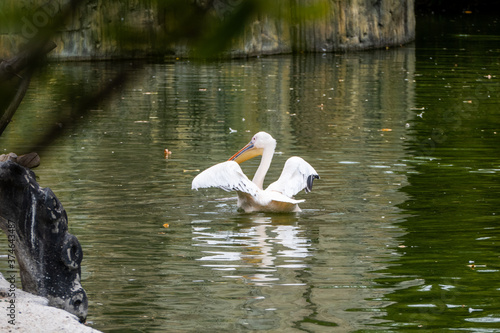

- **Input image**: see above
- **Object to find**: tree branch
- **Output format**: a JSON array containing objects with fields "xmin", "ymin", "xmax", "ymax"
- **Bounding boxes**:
[{"xmin": 0, "ymin": 41, "xmax": 56, "ymax": 136}]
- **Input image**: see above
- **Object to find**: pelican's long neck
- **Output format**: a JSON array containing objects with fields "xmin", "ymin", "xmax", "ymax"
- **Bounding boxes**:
[{"xmin": 252, "ymin": 145, "xmax": 274, "ymax": 190}]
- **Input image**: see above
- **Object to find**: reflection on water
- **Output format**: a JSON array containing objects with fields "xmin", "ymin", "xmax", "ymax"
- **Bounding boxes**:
[
  {"xmin": 0, "ymin": 14, "xmax": 499, "ymax": 333},
  {"xmin": 373, "ymin": 15, "xmax": 500, "ymax": 331},
  {"xmin": 194, "ymin": 215, "xmax": 311, "ymax": 285}
]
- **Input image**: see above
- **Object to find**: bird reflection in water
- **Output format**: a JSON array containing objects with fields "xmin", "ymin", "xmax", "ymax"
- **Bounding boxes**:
[{"xmin": 193, "ymin": 215, "xmax": 311, "ymax": 286}]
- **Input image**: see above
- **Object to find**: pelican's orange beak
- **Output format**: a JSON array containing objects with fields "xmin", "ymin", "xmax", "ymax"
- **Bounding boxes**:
[{"xmin": 228, "ymin": 142, "xmax": 263, "ymax": 164}]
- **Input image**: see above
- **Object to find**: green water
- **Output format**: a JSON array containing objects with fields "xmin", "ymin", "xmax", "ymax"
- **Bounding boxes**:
[{"xmin": 1, "ymin": 15, "xmax": 499, "ymax": 332}]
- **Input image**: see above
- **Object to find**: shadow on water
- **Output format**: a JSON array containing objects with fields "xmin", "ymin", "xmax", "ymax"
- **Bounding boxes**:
[{"xmin": 370, "ymin": 14, "xmax": 500, "ymax": 331}]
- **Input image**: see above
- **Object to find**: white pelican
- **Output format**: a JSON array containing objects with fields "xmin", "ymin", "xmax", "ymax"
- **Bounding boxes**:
[{"xmin": 192, "ymin": 132, "xmax": 319, "ymax": 213}]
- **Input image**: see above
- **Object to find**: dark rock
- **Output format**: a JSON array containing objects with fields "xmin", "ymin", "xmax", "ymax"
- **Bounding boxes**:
[{"xmin": 0, "ymin": 161, "xmax": 88, "ymax": 322}]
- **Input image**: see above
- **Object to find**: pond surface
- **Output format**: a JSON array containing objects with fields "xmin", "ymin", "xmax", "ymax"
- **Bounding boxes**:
[{"xmin": 1, "ymin": 14, "xmax": 500, "ymax": 332}]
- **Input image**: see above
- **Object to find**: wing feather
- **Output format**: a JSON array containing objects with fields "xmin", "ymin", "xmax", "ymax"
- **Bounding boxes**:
[
  {"xmin": 192, "ymin": 161, "xmax": 260, "ymax": 197},
  {"xmin": 266, "ymin": 156, "xmax": 319, "ymax": 198}
]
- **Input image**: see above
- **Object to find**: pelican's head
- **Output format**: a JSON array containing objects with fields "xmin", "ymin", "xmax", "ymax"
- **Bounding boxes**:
[{"xmin": 228, "ymin": 131, "xmax": 276, "ymax": 164}]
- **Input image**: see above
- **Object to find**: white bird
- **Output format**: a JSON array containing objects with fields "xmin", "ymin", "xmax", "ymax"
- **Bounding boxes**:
[{"xmin": 192, "ymin": 132, "xmax": 319, "ymax": 213}]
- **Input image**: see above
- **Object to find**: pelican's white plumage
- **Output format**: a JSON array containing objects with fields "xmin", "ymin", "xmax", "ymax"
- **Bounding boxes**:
[
  {"xmin": 192, "ymin": 132, "xmax": 319, "ymax": 213},
  {"xmin": 266, "ymin": 156, "xmax": 319, "ymax": 198},
  {"xmin": 191, "ymin": 160, "xmax": 260, "ymax": 198}
]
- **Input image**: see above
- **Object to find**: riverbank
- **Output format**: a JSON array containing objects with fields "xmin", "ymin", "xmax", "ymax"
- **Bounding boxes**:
[{"xmin": 0, "ymin": 273, "xmax": 100, "ymax": 333}]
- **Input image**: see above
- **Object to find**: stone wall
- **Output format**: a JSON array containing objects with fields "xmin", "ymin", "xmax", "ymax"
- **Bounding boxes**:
[
  {"xmin": 233, "ymin": 0, "xmax": 415, "ymax": 56},
  {"xmin": 0, "ymin": 0, "xmax": 415, "ymax": 59}
]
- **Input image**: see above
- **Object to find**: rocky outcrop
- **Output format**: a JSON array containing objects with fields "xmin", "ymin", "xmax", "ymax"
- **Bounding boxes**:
[
  {"xmin": 0, "ymin": 160, "xmax": 88, "ymax": 322},
  {"xmin": 232, "ymin": 0, "xmax": 415, "ymax": 56},
  {"xmin": 0, "ymin": 0, "xmax": 415, "ymax": 59}
]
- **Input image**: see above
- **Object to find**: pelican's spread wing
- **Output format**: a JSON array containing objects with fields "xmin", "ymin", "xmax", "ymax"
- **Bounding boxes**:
[
  {"xmin": 266, "ymin": 156, "xmax": 320, "ymax": 198},
  {"xmin": 192, "ymin": 161, "xmax": 260, "ymax": 197}
]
